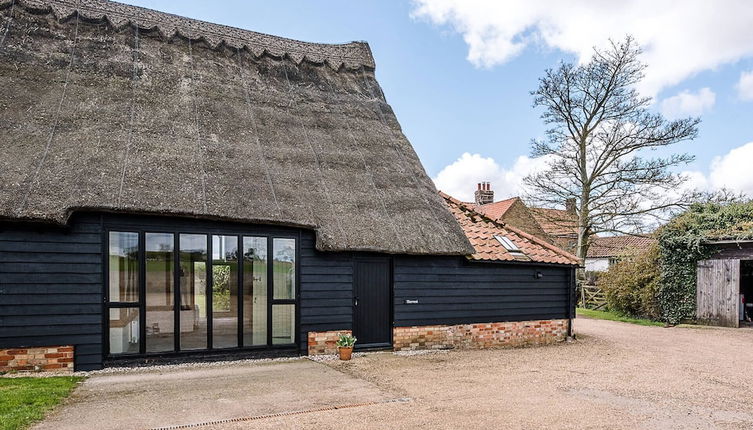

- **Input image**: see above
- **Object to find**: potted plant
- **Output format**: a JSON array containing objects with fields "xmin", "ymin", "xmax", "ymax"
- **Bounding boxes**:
[{"xmin": 336, "ymin": 333, "xmax": 357, "ymax": 360}]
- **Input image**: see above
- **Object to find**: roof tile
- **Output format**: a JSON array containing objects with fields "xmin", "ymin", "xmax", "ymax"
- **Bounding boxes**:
[{"xmin": 441, "ymin": 193, "xmax": 579, "ymax": 265}]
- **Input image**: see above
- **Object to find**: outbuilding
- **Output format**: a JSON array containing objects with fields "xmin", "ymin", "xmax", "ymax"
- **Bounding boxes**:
[
  {"xmin": 697, "ymin": 241, "xmax": 753, "ymax": 327},
  {"xmin": 0, "ymin": 0, "xmax": 577, "ymax": 371}
]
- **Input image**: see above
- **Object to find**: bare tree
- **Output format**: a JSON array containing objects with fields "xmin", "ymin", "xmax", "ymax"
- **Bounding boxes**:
[{"xmin": 524, "ymin": 36, "xmax": 700, "ymax": 262}]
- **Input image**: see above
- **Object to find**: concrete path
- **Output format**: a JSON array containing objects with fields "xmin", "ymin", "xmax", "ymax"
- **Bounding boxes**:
[{"xmin": 34, "ymin": 358, "xmax": 395, "ymax": 430}]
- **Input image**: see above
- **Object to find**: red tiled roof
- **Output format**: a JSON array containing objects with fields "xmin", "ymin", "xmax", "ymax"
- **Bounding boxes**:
[
  {"xmin": 440, "ymin": 192, "xmax": 579, "ymax": 265},
  {"xmin": 587, "ymin": 235, "xmax": 656, "ymax": 258},
  {"xmin": 531, "ymin": 208, "xmax": 578, "ymax": 237},
  {"xmin": 471, "ymin": 197, "xmax": 519, "ymax": 221}
]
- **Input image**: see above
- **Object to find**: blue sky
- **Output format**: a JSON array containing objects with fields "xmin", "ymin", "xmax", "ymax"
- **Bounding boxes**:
[{"xmin": 120, "ymin": 0, "xmax": 753, "ymax": 202}]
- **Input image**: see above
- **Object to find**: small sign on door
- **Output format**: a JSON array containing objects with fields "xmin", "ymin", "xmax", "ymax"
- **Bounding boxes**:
[{"xmin": 405, "ymin": 299, "xmax": 419, "ymax": 304}]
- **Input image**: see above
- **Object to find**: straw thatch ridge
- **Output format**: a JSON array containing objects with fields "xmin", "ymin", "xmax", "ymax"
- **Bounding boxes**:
[
  {"xmin": 0, "ymin": 0, "xmax": 474, "ymax": 255},
  {"xmin": 0, "ymin": 0, "xmax": 375, "ymax": 70}
]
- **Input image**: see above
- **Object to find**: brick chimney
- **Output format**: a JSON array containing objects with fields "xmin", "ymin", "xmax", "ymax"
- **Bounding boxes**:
[
  {"xmin": 474, "ymin": 182, "xmax": 494, "ymax": 205},
  {"xmin": 565, "ymin": 198, "xmax": 577, "ymax": 214}
]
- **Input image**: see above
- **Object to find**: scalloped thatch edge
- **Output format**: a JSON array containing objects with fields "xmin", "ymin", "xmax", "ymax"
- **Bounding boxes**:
[{"xmin": 0, "ymin": 0, "xmax": 375, "ymax": 71}]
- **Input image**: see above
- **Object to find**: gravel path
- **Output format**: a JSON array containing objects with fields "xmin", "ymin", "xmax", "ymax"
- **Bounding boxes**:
[
  {"xmin": 32, "ymin": 318, "xmax": 753, "ymax": 429},
  {"xmin": 209, "ymin": 318, "xmax": 753, "ymax": 430}
]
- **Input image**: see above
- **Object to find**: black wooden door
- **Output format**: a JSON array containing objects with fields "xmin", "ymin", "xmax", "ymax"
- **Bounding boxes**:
[{"xmin": 353, "ymin": 258, "xmax": 391, "ymax": 347}]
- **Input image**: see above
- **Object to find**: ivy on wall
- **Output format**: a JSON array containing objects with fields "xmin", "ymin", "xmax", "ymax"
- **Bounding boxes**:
[{"xmin": 656, "ymin": 201, "xmax": 753, "ymax": 324}]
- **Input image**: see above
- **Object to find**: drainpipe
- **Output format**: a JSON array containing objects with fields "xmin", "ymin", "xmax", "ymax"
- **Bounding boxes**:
[{"xmin": 567, "ymin": 266, "xmax": 578, "ymax": 339}]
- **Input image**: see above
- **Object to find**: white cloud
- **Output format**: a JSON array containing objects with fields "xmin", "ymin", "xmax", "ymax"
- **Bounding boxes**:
[
  {"xmin": 707, "ymin": 141, "xmax": 753, "ymax": 195},
  {"xmin": 436, "ymin": 142, "xmax": 753, "ymax": 204},
  {"xmin": 660, "ymin": 88, "xmax": 716, "ymax": 119},
  {"xmin": 737, "ymin": 71, "xmax": 753, "ymax": 100},
  {"xmin": 681, "ymin": 141, "xmax": 753, "ymax": 197},
  {"xmin": 432, "ymin": 152, "xmax": 551, "ymax": 201},
  {"xmin": 411, "ymin": 0, "xmax": 753, "ymax": 97}
]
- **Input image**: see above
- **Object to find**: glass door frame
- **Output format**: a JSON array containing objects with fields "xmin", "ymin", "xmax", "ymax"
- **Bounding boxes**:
[{"xmin": 103, "ymin": 224, "xmax": 300, "ymax": 360}]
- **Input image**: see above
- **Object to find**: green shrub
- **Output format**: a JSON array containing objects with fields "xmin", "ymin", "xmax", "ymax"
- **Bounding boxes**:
[
  {"xmin": 656, "ymin": 200, "xmax": 753, "ymax": 324},
  {"xmin": 600, "ymin": 244, "xmax": 661, "ymax": 319}
]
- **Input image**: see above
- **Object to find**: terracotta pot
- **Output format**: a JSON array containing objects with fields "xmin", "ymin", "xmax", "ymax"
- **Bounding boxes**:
[{"xmin": 338, "ymin": 346, "xmax": 353, "ymax": 361}]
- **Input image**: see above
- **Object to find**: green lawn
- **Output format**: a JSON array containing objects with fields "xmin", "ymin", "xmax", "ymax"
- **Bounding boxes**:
[
  {"xmin": 0, "ymin": 377, "xmax": 83, "ymax": 430},
  {"xmin": 576, "ymin": 308, "xmax": 665, "ymax": 327}
]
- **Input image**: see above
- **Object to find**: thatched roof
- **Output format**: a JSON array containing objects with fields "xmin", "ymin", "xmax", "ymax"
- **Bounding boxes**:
[{"xmin": 0, "ymin": 0, "xmax": 474, "ymax": 255}]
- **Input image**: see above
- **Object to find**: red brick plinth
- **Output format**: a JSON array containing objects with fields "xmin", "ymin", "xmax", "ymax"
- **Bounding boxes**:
[
  {"xmin": 393, "ymin": 319, "xmax": 569, "ymax": 351},
  {"xmin": 0, "ymin": 346, "xmax": 74, "ymax": 372}
]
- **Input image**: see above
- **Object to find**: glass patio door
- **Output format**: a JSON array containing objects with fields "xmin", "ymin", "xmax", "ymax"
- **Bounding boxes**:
[
  {"xmin": 106, "ymin": 230, "xmax": 296, "ymax": 357},
  {"xmin": 179, "ymin": 234, "xmax": 208, "ymax": 350},
  {"xmin": 145, "ymin": 233, "xmax": 175, "ymax": 353},
  {"xmin": 211, "ymin": 235, "xmax": 239, "ymax": 349}
]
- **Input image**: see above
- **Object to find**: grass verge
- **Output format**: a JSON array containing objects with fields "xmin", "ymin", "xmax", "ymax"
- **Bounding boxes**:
[
  {"xmin": 0, "ymin": 376, "xmax": 83, "ymax": 430},
  {"xmin": 576, "ymin": 308, "xmax": 665, "ymax": 327}
]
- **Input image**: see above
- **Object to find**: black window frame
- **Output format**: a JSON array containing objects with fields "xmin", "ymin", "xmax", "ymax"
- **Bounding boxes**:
[{"xmin": 103, "ymin": 223, "xmax": 300, "ymax": 361}]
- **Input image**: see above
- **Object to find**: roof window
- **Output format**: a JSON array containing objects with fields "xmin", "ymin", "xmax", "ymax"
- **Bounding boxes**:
[{"xmin": 494, "ymin": 235, "xmax": 523, "ymax": 254}]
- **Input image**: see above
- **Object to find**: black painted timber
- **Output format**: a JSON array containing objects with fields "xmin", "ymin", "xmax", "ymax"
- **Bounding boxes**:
[
  {"xmin": 393, "ymin": 256, "xmax": 573, "ymax": 327},
  {"xmin": 0, "ymin": 213, "xmax": 104, "ymax": 371},
  {"xmin": 1, "ymin": 212, "xmax": 575, "ymax": 370}
]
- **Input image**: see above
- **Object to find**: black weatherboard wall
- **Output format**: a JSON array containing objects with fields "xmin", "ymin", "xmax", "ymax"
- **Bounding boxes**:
[
  {"xmin": 1, "ymin": 213, "xmax": 574, "ymax": 371},
  {"xmin": 394, "ymin": 256, "xmax": 574, "ymax": 327},
  {"xmin": 298, "ymin": 231, "xmax": 354, "ymax": 352},
  {"xmin": 0, "ymin": 213, "xmax": 344, "ymax": 370},
  {"xmin": 0, "ymin": 214, "xmax": 104, "ymax": 371}
]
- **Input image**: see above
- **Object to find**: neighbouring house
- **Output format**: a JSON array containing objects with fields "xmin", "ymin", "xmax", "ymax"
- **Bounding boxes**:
[
  {"xmin": 530, "ymin": 204, "xmax": 579, "ymax": 253},
  {"xmin": 584, "ymin": 235, "xmax": 657, "ymax": 272},
  {"xmin": 469, "ymin": 183, "xmax": 579, "ymax": 253},
  {"xmin": 471, "ymin": 183, "xmax": 552, "ymax": 243},
  {"xmin": 0, "ymin": 0, "xmax": 578, "ymax": 372}
]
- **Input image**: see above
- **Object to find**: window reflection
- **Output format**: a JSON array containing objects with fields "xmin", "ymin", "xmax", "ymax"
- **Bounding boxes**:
[
  {"xmin": 107, "ymin": 230, "xmax": 297, "ymax": 354},
  {"xmin": 180, "ymin": 234, "xmax": 207, "ymax": 351},
  {"xmin": 108, "ymin": 232, "xmax": 139, "ymax": 302},
  {"xmin": 273, "ymin": 238, "xmax": 295, "ymax": 300},
  {"xmin": 109, "ymin": 308, "xmax": 139, "ymax": 355},
  {"xmin": 212, "ymin": 235, "xmax": 238, "ymax": 349},
  {"xmin": 272, "ymin": 304, "xmax": 295, "ymax": 345},
  {"xmin": 145, "ymin": 233, "xmax": 175, "ymax": 353},
  {"xmin": 243, "ymin": 237, "xmax": 268, "ymax": 346}
]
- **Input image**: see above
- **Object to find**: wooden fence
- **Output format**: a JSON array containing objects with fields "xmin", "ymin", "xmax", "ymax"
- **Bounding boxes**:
[{"xmin": 578, "ymin": 284, "xmax": 606, "ymax": 310}]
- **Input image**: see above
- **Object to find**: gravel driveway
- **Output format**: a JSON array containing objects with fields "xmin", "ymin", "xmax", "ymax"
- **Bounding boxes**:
[
  {"xmin": 37, "ymin": 318, "xmax": 753, "ymax": 429},
  {"xmin": 219, "ymin": 318, "xmax": 753, "ymax": 430}
]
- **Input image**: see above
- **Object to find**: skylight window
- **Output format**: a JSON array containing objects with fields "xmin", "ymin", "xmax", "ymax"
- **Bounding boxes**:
[{"xmin": 494, "ymin": 235, "xmax": 523, "ymax": 254}]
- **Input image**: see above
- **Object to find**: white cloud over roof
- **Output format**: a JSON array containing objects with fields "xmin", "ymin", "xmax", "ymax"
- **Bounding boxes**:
[{"xmin": 412, "ymin": 0, "xmax": 753, "ymax": 97}]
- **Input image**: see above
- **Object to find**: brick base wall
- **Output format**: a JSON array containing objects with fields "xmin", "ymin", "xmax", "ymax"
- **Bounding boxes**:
[
  {"xmin": 0, "ymin": 346, "xmax": 74, "ymax": 372},
  {"xmin": 307, "ymin": 330, "xmax": 352, "ymax": 355},
  {"xmin": 393, "ymin": 319, "xmax": 569, "ymax": 351}
]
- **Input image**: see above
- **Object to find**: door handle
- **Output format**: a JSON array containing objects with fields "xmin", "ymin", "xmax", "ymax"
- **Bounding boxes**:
[{"xmin": 353, "ymin": 297, "xmax": 359, "ymax": 307}]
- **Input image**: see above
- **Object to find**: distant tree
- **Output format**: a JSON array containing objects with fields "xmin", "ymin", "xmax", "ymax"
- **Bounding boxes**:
[{"xmin": 524, "ymin": 36, "xmax": 700, "ymax": 262}]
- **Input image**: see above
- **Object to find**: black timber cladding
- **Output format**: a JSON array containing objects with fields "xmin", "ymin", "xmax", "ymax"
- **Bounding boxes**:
[
  {"xmin": 297, "ymin": 231, "xmax": 353, "ymax": 351},
  {"xmin": 1, "ymin": 213, "xmax": 574, "ymax": 370},
  {"xmin": 0, "ymin": 213, "xmax": 104, "ymax": 371},
  {"xmin": 393, "ymin": 256, "xmax": 572, "ymax": 327},
  {"xmin": 0, "ymin": 213, "xmax": 355, "ymax": 370}
]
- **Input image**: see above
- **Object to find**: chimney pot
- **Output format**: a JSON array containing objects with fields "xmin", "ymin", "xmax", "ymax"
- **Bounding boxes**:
[{"xmin": 474, "ymin": 182, "xmax": 494, "ymax": 205}]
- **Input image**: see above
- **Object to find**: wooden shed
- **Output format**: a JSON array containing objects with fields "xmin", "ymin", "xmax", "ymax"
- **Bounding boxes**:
[{"xmin": 696, "ymin": 241, "xmax": 753, "ymax": 327}]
